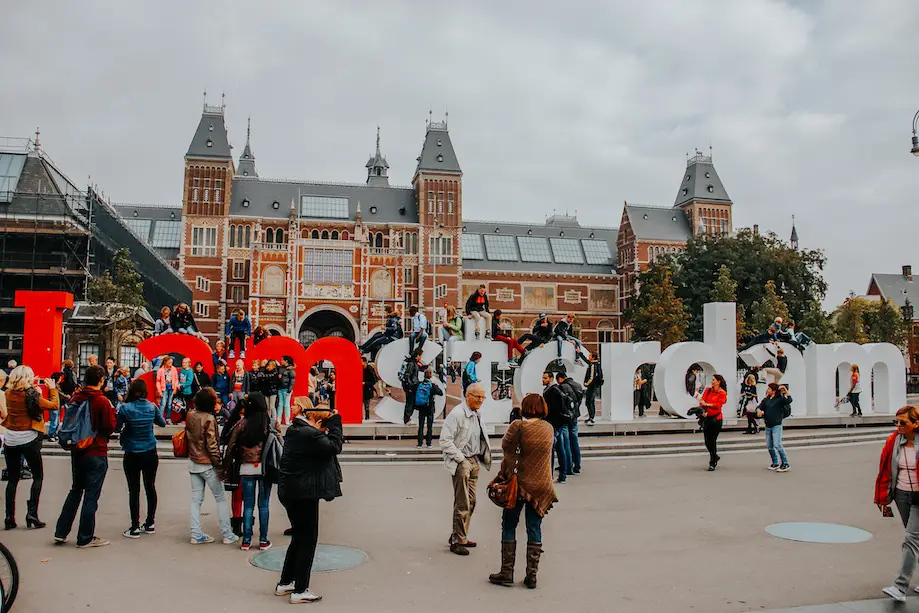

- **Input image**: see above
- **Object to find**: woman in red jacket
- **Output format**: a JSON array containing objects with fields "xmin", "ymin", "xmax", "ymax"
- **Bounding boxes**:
[
  {"xmin": 876, "ymin": 405, "xmax": 919, "ymax": 602},
  {"xmin": 699, "ymin": 374, "xmax": 728, "ymax": 471}
]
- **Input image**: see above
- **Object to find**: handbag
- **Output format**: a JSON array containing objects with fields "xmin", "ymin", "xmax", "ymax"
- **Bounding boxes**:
[
  {"xmin": 172, "ymin": 429, "xmax": 188, "ymax": 458},
  {"xmin": 487, "ymin": 425, "xmax": 520, "ymax": 509}
]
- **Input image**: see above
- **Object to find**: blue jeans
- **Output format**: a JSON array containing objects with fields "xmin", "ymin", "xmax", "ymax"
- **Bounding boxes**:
[
  {"xmin": 47, "ymin": 410, "xmax": 60, "ymax": 437},
  {"xmin": 189, "ymin": 467, "xmax": 234, "ymax": 540},
  {"xmin": 241, "ymin": 476, "xmax": 272, "ymax": 543},
  {"xmin": 54, "ymin": 455, "xmax": 108, "ymax": 546},
  {"xmin": 159, "ymin": 384, "xmax": 173, "ymax": 421},
  {"xmin": 278, "ymin": 389, "xmax": 291, "ymax": 423},
  {"xmin": 502, "ymin": 499, "xmax": 542, "ymax": 542},
  {"xmin": 556, "ymin": 335, "xmax": 586, "ymax": 361},
  {"xmin": 765, "ymin": 425, "xmax": 789, "ymax": 465},
  {"xmin": 568, "ymin": 419, "xmax": 581, "ymax": 472},
  {"xmin": 552, "ymin": 424, "xmax": 571, "ymax": 479},
  {"xmin": 409, "ymin": 330, "xmax": 427, "ymax": 355}
]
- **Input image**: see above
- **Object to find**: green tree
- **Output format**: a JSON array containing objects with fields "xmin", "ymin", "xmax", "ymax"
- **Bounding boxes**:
[
  {"xmin": 833, "ymin": 294, "xmax": 869, "ymax": 344},
  {"xmin": 624, "ymin": 265, "xmax": 690, "ymax": 347},
  {"xmin": 798, "ymin": 306, "xmax": 837, "ymax": 344},
  {"xmin": 87, "ymin": 248, "xmax": 146, "ymax": 321},
  {"xmin": 668, "ymin": 228, "xmax": 827, "ymax": 339},
  {"xmin": 710, "ymin": 264, "xmax": 749, "ymax": 341},
  {"xmin": 748, "ymin": 280, "xmax": 790, "ymax": 332},
  {"xmin": 864, "ymin": 298, "xmax": 908, "ymax": 347}
]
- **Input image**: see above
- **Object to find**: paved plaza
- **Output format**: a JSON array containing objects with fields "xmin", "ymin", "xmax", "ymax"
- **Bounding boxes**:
[{"xmin": 2, "ymin": 441, "xmax": 917, "ymax": 612}]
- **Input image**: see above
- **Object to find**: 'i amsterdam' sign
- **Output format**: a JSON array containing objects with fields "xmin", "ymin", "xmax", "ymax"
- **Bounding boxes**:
[{"xmin": 18, "ymin": 292, "xmax": 907, "ymax": 425}]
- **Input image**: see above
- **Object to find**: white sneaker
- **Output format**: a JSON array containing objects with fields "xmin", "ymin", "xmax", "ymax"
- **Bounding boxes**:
[
  {"xmin": 883, "ymin": 586, "xmax": 907, "ymax": 602},
  {"xmin": 223, "ymin": 534, "xmax": 240, "ymax": 545},
  {"xmin": 290, "ymin": 590, "xmax": 322, "ymax": 604},
  {"xmin": 275, "ymin": 583, "xmax": 296, "ymax": 596},
  {"xmin": 914, "ymin": 585, "xmax": 919, "ymax": 594}
]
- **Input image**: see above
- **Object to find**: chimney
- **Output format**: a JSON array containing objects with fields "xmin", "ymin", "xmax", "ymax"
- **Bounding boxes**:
[
  {"xmin": 904, "ymin": 265, "xmax": 913, "ymax": 281},
  {"xmin": 753, "ymin": 224, "xmax": 759, "ymax": 235}
]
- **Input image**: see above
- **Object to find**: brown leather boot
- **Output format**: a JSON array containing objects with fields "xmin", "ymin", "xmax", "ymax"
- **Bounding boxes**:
[
  {"xmin": 488, "ymin": 541, "xmax": 516, "ymax": 586},
  {"xmin": 524, "ymin": 542, "xmax": 543, "ymax": 589}
]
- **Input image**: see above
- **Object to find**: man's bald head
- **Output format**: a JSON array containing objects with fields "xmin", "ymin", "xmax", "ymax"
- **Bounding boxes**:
[{"xmin": 465, "ymin": 383, "xmax": 486, "ymax": 411}]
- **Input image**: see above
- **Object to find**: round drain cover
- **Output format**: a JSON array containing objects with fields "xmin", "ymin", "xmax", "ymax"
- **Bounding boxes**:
[
  {"xmin": 250, "ymin": 544, "xmax": 367, "ymax": 573},
  {"xmin": 765, "ymin": 522, "xmax": 872, "ymax": 544}
]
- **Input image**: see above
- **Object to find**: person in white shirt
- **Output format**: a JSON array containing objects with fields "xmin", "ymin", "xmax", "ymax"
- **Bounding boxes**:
[
  {"xmin": 440, "ymin": 383, "xmax": 492, "ymax": 556},
  {"xmin": 408, "ymin": 305, "xmax": 428, "ymax": 355}
]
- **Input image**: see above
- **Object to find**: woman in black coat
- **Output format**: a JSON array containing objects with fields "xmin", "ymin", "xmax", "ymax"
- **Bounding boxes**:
[{"xmin": 275, "ymin": 405, "xmax": 343, "ymax": 604}]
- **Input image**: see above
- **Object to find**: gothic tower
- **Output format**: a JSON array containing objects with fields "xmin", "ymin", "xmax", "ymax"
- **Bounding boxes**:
[
  {"xmin": 412, "ymin": 114, "xmax": 462, "ymax": 314},
  {"xmin": 673, "ymin": 149, "xmax": 732, "ymax": 235},
  {"xmin": 365, "ymin": 126, "xmax": 389, "ymax": 187},
  {"xmin": 180, "ymin": 95, "xmax": 235, "ymax": 340}
]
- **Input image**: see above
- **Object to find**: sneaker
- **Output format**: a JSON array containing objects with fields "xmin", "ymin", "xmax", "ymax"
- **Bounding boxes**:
[
  {"xmin": 767, "ymin": 464, "xmax": 779, "ymax": 471},
  {"xmin": 142, "ymin": 523, "xmax": 156, "ymax": 534},
  {"xmin": 275, "ymin": 583, "xmax": 296, "ymax": 596},
  {"xmin": 485, "ymin": 334, "xmax": 491, "ymax": 339},
  {"xmin": 556, "ymin": 358, "xmax": 564, "ymax": 366},
  {"xmin": 259, "ymin": 540, "xmax": 272, "ymax": 551},
  {"xmin": 883, "ymin": 586, "xmax": 907, "ymax": 602},
  {"xmin": 240, "ymin": 540, "xmax": 251, "ymax": 551},
  {"xmin": 777, "ymin": 464, "xmax": 790, "ymax": 472},
  {"xmin": 190, "ymin": 534, "xmax": 215, "ymax": 545},
  {"xmin": 53, "ymin": 536, "xmax": 67, "ymax": 545},
  {"xmin": 228, "ymin": 351, "xmax": 235, "ymax": 359},
  {"xmin": 416, "ymin": 445, "xmax": 424, "ymax": 449},
  {"xmin": 240, "ymin": 351, "xmax": 246, "ymax": 358},
  {"xmin": 290, "ymin": 591, "xmax": 322, "ymax": 604},
  {"xmin": 123, "ymin": 527, "xmax": 142, "ymax": 539},
  {"xmin": 474, "ymin": 332, "xmax": 480, "ymax": 339},
  {"xmin": 77, "ymin": 537, "xmax": 110, "ymax": 549},
  {"xmin": 426, "ymin": 444, "xmax": 432, "ymax": 448},
  {"xmin": 508, "ymin": 360, "xmax": 519, "ymax": 367},
  {"xmin": 449, "ymin": 542, "xmax": 469, "ymax": 556},
  {"xmin": 223, "ymin": 534, "xmax": 240, "ymax": 545}
]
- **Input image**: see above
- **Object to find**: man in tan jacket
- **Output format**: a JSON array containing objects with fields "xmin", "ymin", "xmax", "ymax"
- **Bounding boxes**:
[{"xmin": 439, "ymin": 383, "xmax": 492, "ymax": 555}]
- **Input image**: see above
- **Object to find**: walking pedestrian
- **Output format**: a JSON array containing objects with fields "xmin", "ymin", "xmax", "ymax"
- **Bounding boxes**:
[
  {"xmin": 583, "ymin": 354, "xmax": 602, "ymax": 424},
  {"xmin": 633, "ymin": 368, "xmax": 648, "ymax": 417},
  {"xmin": 542, "ymin": 372, "xmax": 571, "ymax": 483},
  {"xmin": 756, "ymin": 383, "xmax": 793, "ymax": 471},
  {"xmin": 116, "ymin": 379, "xmax": 165, "ymax": 538},
  {"xmin": 414, "ymin": 369, "xmax": 444, "ymax": 449},
  {"xmin": 3, "ymin": 366, "xmax": 59, "ymax": 529},
  {"xmin": 698, "ymin": 374, "xmax": 727, "ymax": 471},
  {"xmin": 462, "ymin": 351, "xmax": 482, "ymax": 395},
  {"xmin": 223, "ymin": 392, "xmax": 274, "ymax": 551},
  {"xmin": 54, "ymin": 365, "xmax": 117, "ymax": 548},
  {"xmin": 848, "ymin": 364, "xmax": 863, "ymax": 417},
  {"xmin": 440, "ymin": 383, "xmax": 492, "ymax": 555},
  {"xmin": 277, "ymin": 404, "xmax": 344, "ymax": 603},
  {"xmin": 555, "ymin": 371, "xmax": 583, "ymax": 475},
  {"xmin": 186, "ymin": 387, "xmax": 238, "ymax": 546},
  {"xmin": 488, "ymin": 393, "xmax": 557, "ymax": 589},
  {"xmin": 740, "ymin": 374, "xmax": 760, "ymax": 434}
]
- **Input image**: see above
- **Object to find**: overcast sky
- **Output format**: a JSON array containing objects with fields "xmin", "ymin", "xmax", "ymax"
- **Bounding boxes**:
[{"xmin": 2, "ymin": 0, "xmax": 917, "ymax": 308}]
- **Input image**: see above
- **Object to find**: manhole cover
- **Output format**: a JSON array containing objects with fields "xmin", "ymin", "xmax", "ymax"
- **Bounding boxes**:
[
  {"xmin": 250, "ymin": 544, "xmax": 367, "ymax": 573},
  {"xmin": 765, "ymin": 522, "xmax": 872, "ymax": 544}
]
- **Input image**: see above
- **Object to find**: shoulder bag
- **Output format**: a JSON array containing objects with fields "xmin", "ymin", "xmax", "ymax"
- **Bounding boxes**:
[{"xmin": 487, "ymin": 424, "xmax": 520, "ymax": 509}]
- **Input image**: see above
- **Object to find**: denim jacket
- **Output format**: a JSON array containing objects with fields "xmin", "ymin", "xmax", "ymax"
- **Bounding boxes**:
[{"xmin": 116, "ymin": 399, "xmax": 166, "ymax": 453}]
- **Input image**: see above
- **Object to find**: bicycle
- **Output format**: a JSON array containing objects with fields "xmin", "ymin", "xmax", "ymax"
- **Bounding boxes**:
[{"xmin": 0, "ymin": 541, "xmax": 19, "ymax": 611}]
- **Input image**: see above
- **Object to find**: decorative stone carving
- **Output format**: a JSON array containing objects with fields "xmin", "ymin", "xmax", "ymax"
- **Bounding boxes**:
[
  {"xmin": 563, "ymin": 290, "xmax": 583, "ymax": 304},
  {"xmin": 301, "ymin": 284, "xmax": 355, "ymax": 299},
  {"xmin": 262, "ymin": 299, "xmax": 284, "ymax": 314}
]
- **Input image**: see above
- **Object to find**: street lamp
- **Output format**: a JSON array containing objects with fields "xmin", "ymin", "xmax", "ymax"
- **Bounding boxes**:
[{"xmin": 912, "ymin": 109, "xmax": 919, "ymax": 156}]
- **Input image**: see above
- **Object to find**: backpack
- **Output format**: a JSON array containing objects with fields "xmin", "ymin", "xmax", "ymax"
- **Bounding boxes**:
[
  {"xmin": 559, "ymin": 386, "xmax": 579, "ymax": 423},
  {"xmin": 414, "ymin": 381, "xmax": 433, "ymax": 407},
  {"xmin": 398, "ymin": 360, "xmax": 417, "ymax": 385},
  {"xmin": 57, "ymin": 399, "xmax": 96, "ymax": 451},
  {"xmin": 426, "ymin": 319, "xmax": 433, "ymax": 336}
]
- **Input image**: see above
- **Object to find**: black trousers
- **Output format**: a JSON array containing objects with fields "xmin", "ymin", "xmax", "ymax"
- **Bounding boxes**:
[
  {"xmin": 3, "ymin": 437, "xmax": 44, "ymax": 517},
  {"xmin": 702, "ymin": 418, "xmax": 722, "ymax": 466},
  {"xmin": 280, "ymin": 497, "xmax": 320, "ymax": 592},
  {"xmin": 55, "ymin": 454, "xmax": 108, "ymax": 546},
  {"xmin": 417, "ymin": 409, "xmax": 434, "ymax": 446},
  {"xmin": 585, "ymin": 385, "xmax": 600, "ymax": 420},
  {"xmin": 849, "ymin": 392, "xmax": 862, "ymax": 415},
  {"xmin": 402, "ymin": 385, "xmax": 416, "ymax": 424},
  {"xmin": 517, "ymin": 334, "xmax": 544, "ymax": 349},
  {"xmin": 124, "ymin": 450, "xmax": 158, "ymax": 529}
]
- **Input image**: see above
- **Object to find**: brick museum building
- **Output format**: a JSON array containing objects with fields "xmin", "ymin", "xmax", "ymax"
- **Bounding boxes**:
[{"xmin": 117, "ymin": 101, "xmax": 737, "ymax": 355}]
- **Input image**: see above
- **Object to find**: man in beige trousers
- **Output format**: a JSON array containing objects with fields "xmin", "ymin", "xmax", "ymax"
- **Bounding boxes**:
[{"xmin": 440, "ymin": 383, "xmax": 492, "ymax": 555}]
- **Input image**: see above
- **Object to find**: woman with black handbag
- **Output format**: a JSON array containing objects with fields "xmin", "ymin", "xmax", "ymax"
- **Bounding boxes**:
[
  {"xmin": 488, "ymin": 393, "xmax": 557, "ymax": 589},
  {"xmin": 698, "ymin": 374, "xmax": 727, "ymax": 471},
  {"xmin": 276, "ymin": 404, "xmax": 343, "ymax": 604}
]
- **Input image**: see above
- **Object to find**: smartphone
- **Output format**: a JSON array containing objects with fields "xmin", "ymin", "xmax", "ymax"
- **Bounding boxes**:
[{"xmin": 883, "ymin": 505, "xmax": 895, "ymax": 518}]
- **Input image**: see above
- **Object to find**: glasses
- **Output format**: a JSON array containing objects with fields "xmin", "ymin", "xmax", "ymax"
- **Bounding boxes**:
[
  {"xmin": 468, "ymin": 394, "xmax": 486, "ymax": 400},
  {"xmin": 896, "ymin": 420, "xmax": 913, "ymax": 426}
]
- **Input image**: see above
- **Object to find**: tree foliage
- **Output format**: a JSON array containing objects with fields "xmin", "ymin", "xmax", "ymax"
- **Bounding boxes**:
[
  {"xmin": 749, "ymin": 280, "xmax": 790, "ymax": 332},
  {"xmin": 710, "ymin": 264, "xmax": 749, "ymax": 342},
  {"xmin": 833, "ymin": 295, "xmax": 908, "ymax": 347},
  {"xmin": 668, "ymin": 229, "xmax": 827, "ymax": 339},
  {"xmin": 624, "ymin": 265, "xmax": 690, "ymax": 348},
  {"xmin": 87, "ymin": 248, "xmax": 145, "ymax": 322}
]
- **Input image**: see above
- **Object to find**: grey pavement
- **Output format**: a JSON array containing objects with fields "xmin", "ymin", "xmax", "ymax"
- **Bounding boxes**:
[{"xmin": 1, "ymin": 441, "xmax": 915, "ymax": 612}]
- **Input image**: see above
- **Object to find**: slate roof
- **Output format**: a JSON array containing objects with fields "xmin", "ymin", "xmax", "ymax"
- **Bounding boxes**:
[
  {"xmin": 461, "ymin": 218, "xmax": 618, "ymax": 275},
  {"xmin": 236, "ymin": 118, "xmax": 257, "ymax": 177},
  {"xmin": 230, "ymin": 176, "xmax": 419, "ymax": 224},
  {"xmin": 186, "ymin": 109, "xmax": 232, "ymax": 160},
  {"xmin": 112, "ymin": 204, "xmax": 183, "ymax": 261},
  {"xmin": 415, "ymin": 122, "xmax": 461, "ymax": 174},
  {"xmin": 869, "ymin": 272, "xmax": 918, "ymax": 318},
  {"xmin": 1, "ymin": 154, "xmax": 81, "ymax": 217},
  {"xmin": 674, "ymin": 152, "xmax": 731, "ymax": 206},
  {"xmin": 624, "ymin": 204, "xmax": 692, "ymax": 242}
]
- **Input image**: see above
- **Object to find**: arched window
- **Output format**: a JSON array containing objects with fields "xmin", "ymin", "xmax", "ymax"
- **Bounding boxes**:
[
  {"xmin": 262, "ymin": 265, "xmax": 284, "ymax": 295},
  {"xmin": 266, "ymin": 228, "xmax": 275, "ymax": 244},
  {"xmin": 311, "ymin": 229, "xmax": 320, "ymax": 239},
  {"xmin": 244, "ymin": 226, "xmax": 251, "ymax": 247},
  {"xmin": 341, "ymin": 231, "xmax": 349, "ymax": 241},
  {"xmin": 235, "ymin": 226, "xmax": 243, "ymax": 248},
  {"xmin": 331, "ymin": 230, "xmax": 339, "ymax": 240},
  {"xmin": 597, "ymin": 319, "xmax": 615, "ymax": 344},
  {"xmin": 276, "ymin": 228, "xmax": 284, "ymax": 244},
  {"xmin": 321, "ymin": 230, "xmax": 330, "ymax": 240},
  {"xmin": 374, "ymin": 233, "xmax": 383, "ymax": 248},
  {"xmin": 229, "ymin": 225, "xmax": 236, "ymax": 248}
]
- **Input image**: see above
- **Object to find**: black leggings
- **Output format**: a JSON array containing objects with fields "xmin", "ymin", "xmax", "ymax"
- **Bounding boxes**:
[
  {"xmin": 124, "ymin": 450, "xmax": 158, "ymax": 529},
  {"xmin": 3, "ymin": 437, "xmax": 44, "ymax": 516},
  {"xmin": 702, "ymin": 417, "xmax": 722, "ymax": 466},
  {"xmin": 280, "ymin": 497, "xmax": 320, "ymax": 592},
  {"xmin": 848, "ymin": 392, "xmax": 862, "ymax": 415}
]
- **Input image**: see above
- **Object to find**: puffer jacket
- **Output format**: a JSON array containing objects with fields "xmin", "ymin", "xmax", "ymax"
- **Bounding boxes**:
[
  {"xmin": 279, "ymin": 414, "xmax": 344, "ymax": 501},
  {"xmin": 186, "ymin": 409, "xmax": 221, "ymax": 469}
]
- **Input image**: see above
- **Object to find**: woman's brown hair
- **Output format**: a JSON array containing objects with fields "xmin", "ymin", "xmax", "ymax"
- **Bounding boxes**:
[
  {"xmin": 896, "ymin": 405, "xmax": 919, "ymax": 423},
  {"xmin": 520, "ymin": 393, "xmax": 548, "ymax": 419}
]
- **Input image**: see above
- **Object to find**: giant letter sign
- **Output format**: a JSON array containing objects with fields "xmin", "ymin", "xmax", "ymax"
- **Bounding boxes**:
[
  {"xmin": 374, "ymin": 338, "xmax": 445, "ymax": 424},
  {"xmin": 15, "ymin": 290, "xmax": 73, "ymax": 378}
]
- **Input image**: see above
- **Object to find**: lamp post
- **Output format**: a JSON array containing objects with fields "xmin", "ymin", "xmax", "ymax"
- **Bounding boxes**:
[
  {"xmin": 911, "ymin": 109, "xmax": 919, "ymax": 156},
  {"xmin": 904, "ymin": 295, "xmax": 915, "ymax": 374}
]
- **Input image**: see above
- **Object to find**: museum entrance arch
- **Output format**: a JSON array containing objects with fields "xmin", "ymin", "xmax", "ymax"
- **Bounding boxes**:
[{"xmin": 297, "ymin": 306, "xmax": 358, "ymax": 348}]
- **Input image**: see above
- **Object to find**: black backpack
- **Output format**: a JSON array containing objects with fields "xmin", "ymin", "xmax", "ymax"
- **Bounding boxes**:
[{"xmin": 559, "ymin": 385, "xmax": 579, "ymax": 423}]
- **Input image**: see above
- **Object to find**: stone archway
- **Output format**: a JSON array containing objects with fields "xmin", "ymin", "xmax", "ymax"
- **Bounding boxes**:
[{"xmin": 297, "ymin": 305, "xmax": 358, "ymax": 348}]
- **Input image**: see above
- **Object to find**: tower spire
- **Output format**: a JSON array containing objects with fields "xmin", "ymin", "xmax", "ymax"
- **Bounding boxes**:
[
  {"xmin": 365, "ymin": 126, "xmax": 389, "ymax": 187},
  {"xmin": 236, "ymin": 116, "xmax": 257, "ymax": 177},
  {"xmin": 375, "ymin": 125, "xmax": 381, "ymax": 157},
  {"xmin": 790, "ymin": 214, "xmax": 799, "ymax": 249}
]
